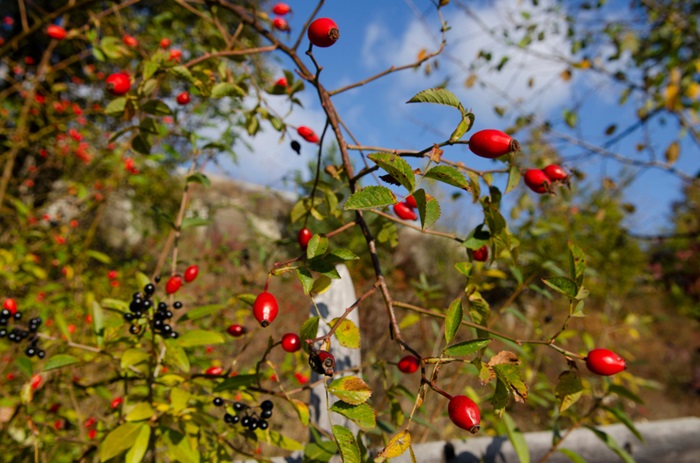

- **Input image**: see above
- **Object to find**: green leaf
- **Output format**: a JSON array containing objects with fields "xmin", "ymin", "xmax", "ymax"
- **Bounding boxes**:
[
  {"xmin": 125, "ymin": 424, "xmax": 150, "ymax": 463},
  {"xmin": 327, "ymin": 376, "xmax": 372, "ymax": 405},
  {"xmin": 344, "ymin": 186, "xmax": 396, "ymax": 210},
  {"xmin": 162, "ymin": 429, "xmax": 200, "ymax": 463},
  {"xmin": 181, "ymin": 217, "xmax": 212, "ymax": 229},
  {"xmin": 367, "ymin": 153, "xmax": 415, "ymax": 192},
  {"xmin": 142, "ymin": 60, "xmax": 160, "ymax": 81},
  {"xmin": 564, "ymin": 109, "xmax": 578, "ymax": 128},
  {"xmin": 306, "ymin": 234, "xmax": 328, "ymax": 259},
  {"xmin": 297, "ymin": 267, "xmax": 314, "ymax": 295},
  {"xmin": 330, "ymin": 248, "xmax": 360, "ymax": 261},
  {"xmin": 175, "ymin": 330, "xmax": 224, "ymax": 348},
  {"xmin": 92, "ymin": 299, "xmax": 105, "ymax": 348},
  {"xmin": 99, "ymin": 422, "xmax": 142, "ymax": 462},
  {"xmin": 125, "ymin": 402, "xmax": 154, "ymax": 422},
  {"xmin": 170, "ymin": 388, "xmax": 191, "ymax": 412},
  {"xmin": 607, "ymin": 384, "xmax": 643, "ymax": 404},
  {"xmin": 177, "ymin": 304, "xmax": 225, "ymax": 321},
  {"xmin": 493, "ymin": 363, "xmax": 528, "ymax": 403},
  {"xmin": 585, "ymin": 426, "xmax": 635, "ymax": 463},
  {"xmin": 186, "ymin": 172, "xmax": 211, "ymax": 187},
  {"xmin": 444, "ymin": 297, "xmax": 463, "ymax": 343},
  {"xmin": 171, "ymin": 65, "xmax": 195, "ymax": 83},
  {"xmin": 101, "ymin": 298, "xmax": 128, "ymax": 311},
  {"xmin": 330, "ymin": 402, "xmax": 376, "ymax": 431},
  {"xmin": 141, "ymin": 99, "xmax": 172, "ymax": 116},
  {"xmin": 255, "ymin": 428, "xmax": 304, "ymax": 451},
  {"xmin": 121, "ymin": 349, "xmax": 150, "ymax": 369},
  {"xmin": 568, "ymin": 242, "xmax": 586, "ymax": 287},
  {"xmin": 43, "ymin": 354, "xmax": 79, "ymax": 372},
  {"xmin": 104, "ymin": 97, "xmax": 127, "ymax": 116},
  {"xmin": 300, "ymin": 316, "xmax": 320, "ymax": 354},
  {"xmin": 502, "ymin": 412, "xmax": 530, "ymax": 463},
  {"xmin": 506, "ymin": 164, "xmax": 522, "ymax": 194},
  {"xmin": 407, "ymin": 88, "xmax": 462, "ymax": 110},
  {"xmin": 450, "ymin": 112, "xmax": 474, "ymax": 141},
  {"xmin": 164, "ymin": 343, "xmax": 190, "ymax": 373},
  {"xmin": 558, "ymin": 448, "xmax": 587, "ymax": 463},
  {"xmin": 329, "ymin": 318, "xmax": 360, "ymax": 349},
  {"xmin": 211, "ymin": 82, "xmax": 245, "ymax": 99},
  {"xmin": 412, "ymin": 189, "xmax": 441, "ymax": 230},
  {"xmin": 423, "ymin": 165, "xmax": 469, "ymax": 189},
  {"xmin": 555, "ymin": 370, "xmax": 583, "ymax": 413},
  {"xmin": 603, "ymin": 406, "xmax": 644, "ymax": 442},
  {"xmin": 454, "ymin": 261, "xmax": 473, "ymax": 278},
  {"xmin": 542, "ymin": 276, "xmax": 579, "ymax": 299},
  {"xmin": 139, "ymin": 117, "xmax": 159, "ymax": 134},
  {"xmin": 304, "ymin": 440, "xmax": 338, "ymax": 462},
  {"xmin": 132, "ymin": 133, "xmax": 151, "ymax": 155},
  {"xmin": 213, "ymin": 374, "xmax": 258, "ymax": 392},
  {"xmin": 444, "ymin": 338, "xmax": 491, "ymax": 357},
  {"xmin": 291, "ymin": 399, "xmax": 310, "ymax": 426},
  {"xmin": 333, "ymin": 425, "xmax": 361, "ymax": 463}
]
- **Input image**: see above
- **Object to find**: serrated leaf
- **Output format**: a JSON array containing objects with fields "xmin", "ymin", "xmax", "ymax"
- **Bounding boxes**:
[
  {"xmin": 142, "ymin": 60, "xmax": 160, "ymax": 81},
  {"xmin": 367, "ymin": 153, "xmax": 415, "ymax": 191},
  {"xmin": 297, "ymin": 267, "xmax": 314, "ymax": 295},
  {"xmin": 423, "ymin": 165, "xmax": 469, "ymax": 189},
  {"xmin": 132, "ymin": 133, "xmax": 151, "ymax": 155},
  {"xmin": 306, "ymin": 234, "xmax": 328, "ymax": 259},
  {"xmin": 411, "ymin": 189, "xmax": 440, "ymax": 230},
  {"xmin": 330, "ymin": 402, "xmax": 376, "ymax": 431},
  {"xmin": 126, "ymin": 402, "xmax": 154, "ymax": 422},
  {"xmin": 327, "ymin": 376, "xmax": 372, "ymax": 405},
  {"xmin": 568, "ymin": 242, "xmax": 586, "ymax": 287},
  {"xmin": 171, "ymin": 66, "xmax": 195, "ymax": 83},
  {"xmin": 330, "ymin": 248, "xmax": 360, "ymax": 261},
  {"xmin": 329, "ymin": 318, "xmax": 360, "ymax": 349},
  {"xmin": 141, "ymin": 99, "xmax": 172, "ymax": 116},
  {"xmin": 175, "ymin": 330, "xmax": 224, "ymax": 347},
  {"xmin": 502, "ymin": 412, "xmax": 530, "ymax": 463},
  {"xmin": 450, "ymin": 113, "xmax": 474, "ymax": 141},
  {"xmin": 377, "ymin": 430, "xmax": 411, "ymax": 459},
  {"xmin": 300, "ymin": 317, "xmax": 320, "ymax": 354},
  {"xmin": 542, "ymin": 276, "xmax": 579, "ymax": 299},
  {"xmin": 344, "ymin": 186, "xmax": 396, "ymax": 210},
  {"xmin": 211, "ymin": 82, "xmax": 245, "ymax": 99},
  {"xmin": 99, "ymin": 422, "xmax": 142, "ymax": 462},
  {"xmin": 333, "ymin": 425, "xmax": 361, "ymax": 463},
  {"xmin": 43, "ymin": 354, "xmax": 79, "ymax": 371},
  {"xmin": 104, "ymin": 97, "xmax": 127, "ymax": 116},
  {"xmin": 407, "ymin": 88, "xmax": 461, "ymax": 110},
  {"xmin": 493, "ymin": 362, "xmax": 528, "ymax": 403},
  {"xmin": 213, "ymin": 374, "xmax": 258, "ymax": 392},
  {"xmin": 444, "ymin": 338, "xmax": 491, "ymax": 357},
  {"xmin": 556, "ymin": 370, "xmax": 583, "ymax": 413},
  {"xmin": 444, "ymin": 297, "xmax": 463, "ymax": 343}
]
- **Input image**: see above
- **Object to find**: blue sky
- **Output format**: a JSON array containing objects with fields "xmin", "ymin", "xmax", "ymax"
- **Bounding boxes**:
[{"xmin": 220, "ymin": 0, "xmax": 699, "ymax": 236}]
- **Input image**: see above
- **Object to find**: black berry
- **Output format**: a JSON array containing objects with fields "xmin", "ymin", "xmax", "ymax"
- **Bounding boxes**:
[
  {"xmin": 224, "ymin": 413, "xmax": 234, "ymax": 424},
  {"xmin": 233, "ymin": 402, "xmax": 245, "ymax": 412},
  {"xmin": 261, "ymin": 400, "xmax": 274, "ymax": 411},
  {"xmin": 213, "ymin": 397, "xmax": 224, "ymax": 406},
  {"xmin": 173, "ymin": 301, "xmax": 183, "ymax": 309},
  {"xmin": 258, "ymin": 419, "xmax": 269, "ymax": 430},
  {"xmin": 261, "ymin": 409, "xmax": 272, "ymax": 419},
  {"xmin": 144, "ymin": 284, "xmax": 156, "ymax": 296}
]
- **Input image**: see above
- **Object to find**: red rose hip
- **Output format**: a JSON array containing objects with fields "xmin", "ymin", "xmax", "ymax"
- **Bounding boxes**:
[
  {"xmin": 176, "ymin": 92, "xmax": 191, "ymax": 105},
  {"xmin": 253, "ymin": 291, "xmax": 278, "ymax": 327},
  {"xmin": 523, "ymin": 169, "xmax": 551, "ymax": 194},
  {"xmin": 226, "ymin": 324, "xmax": 246, "ymax": 337},
  {"xmin": 272, "ymin": 3, "xmax": 291, "ymax": 15},
  {"xmin": 297, "ymin": 126, "xmax": 318, "ymax": 143},
  {"xmin": 272, "ymin": 17, "xmax": 289, "ymax": 31},
  {"xmin": 448, "ymin": 395, "xmax": 481, "ymax": 433},
  {"xmin": 468, "ymin": 129, "xmax": 520, "ymax": 159},
  {"xmin": 543, "ymin": 164, "xmax": 568, "ymax": 182},
  {"xmin": 585, "ymin": 348, "xmax": 626, "ymax": 376},
  {"xmin": 307, "ymin": 18, "xmax": 339, "ymax": 48},
  {"xmin": 3, "ymin": 298, "xmax": 18, "ymax": 315},
  {"xmin": 165, "ymin": 275, "xmax": 183, "ymax": 294},
  {"xmin": 472, "ymin": 245, "xmax": 488, "ymax": 262},
  {"xmin": 184, "ymin": 265, "xmax": 199, "ymax": 282},
  {"xmin": 281, "ymin": 333, "xmax": 301, "ymax": 353},
  {"xmin": 405, "ymin": 195, "xmax": 418, "ymax": 209},
  {"xmin": 397, "ymin": 355, "xmax": 420, "ymax": 374},
  {"xmin": 393, "ymin": 202, "xmax": 417, "ymax": 221},
  {"xmin": 47, "ymin": 25, "xmax": 67, "ymax": 40},
  {"xmin": 106, "ymin": 73, "xmax": 130, "ymax": 96},
  {"xmin": 297, "ymin": 227, "xmax": 313, "ymax": 250}
]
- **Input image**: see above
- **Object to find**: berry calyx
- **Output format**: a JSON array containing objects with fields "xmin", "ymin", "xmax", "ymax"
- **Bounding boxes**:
[
  {"xmin": 165, "ymin": 275, "xmax": 183, "ymax": 294},
  {"xmin": 468, "ymin": 129, "xmax": 520, "ymax": 159},
  {"xmin": 397, "ymin": 355, "xmax": 420, "ymax": 374},
  {"xmin": 309, "ymin": 350, "xmax": 335, "ymax": 376},
  {"xmin": 281, "ymin": 333, "xmax": 301, "ymax": 353},
  {"xmin": 472, "ymin": 245, "xmax": 488, "ymax": 262},
  {"xmin": 226, "ymin": 324, "xmax": 246, "ymax": 337},
  {"xmin": 297, "ymin": 228, "xmax": 313, "ymax": 250},
  {"xmin": 393, "ymin": 202, "xmax": 417, "ymax": 221},
  {"xmin": 543, "ymin": 164, "xmax": 568, "ymax": 182},
  {"xmin": 585, "ymin": 348, "xmax": 626, "ymax": 376},
  {"xmin": 307, "ymin": 18, "xmax": 340, "ymax": 48},
  {"xmin": 176, "ymin": 91, "xmax": 191, "ymax": 105},
  {"xmin": 272, "ymin": 3, "xmax": 291, "ymax": 16},
  {"xmin": 297, "ymin": 126, "xmax": 318, "ymax": 143},
  {"xmin": 448, "ymin": 395, "xmax": 481, "ymax": 433},
  {"xmin": 184, "ymin": 265, "xmax": 199, "ymax": 282},
  {"xmin": 105, "ymin": 73, "xmax": 131, "ymax": 96},
  {"xmin": 253, "ymin": 292, "xmax": 279, "ymax": 327},
  {"xmin": 523, "ymin": 169, "xmax": 551, "ymax": 194},
  {"xmin": 272, "ymin": 17, "xmax": 289, "ymax": 31},
  {"xmin": 47, "ymin": 25, "xmax": 67, "ymax": 40}
]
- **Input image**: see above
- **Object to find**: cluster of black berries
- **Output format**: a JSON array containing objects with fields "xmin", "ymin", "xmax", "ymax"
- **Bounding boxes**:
[
  {"xmin": 213, "ymin": 397, "xmax": 273, "ymax": 431},
  {"xmin": 123, "ymin": 281, "xmax": 181, "ymax": 338},
  {"xmin": 0, "ymin": 305, "xmax": 45, "ymax": 358}
]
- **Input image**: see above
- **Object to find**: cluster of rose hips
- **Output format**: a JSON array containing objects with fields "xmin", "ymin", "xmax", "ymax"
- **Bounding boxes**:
[
  {"xmin": 1, "ymin": 298, "xmax": 46, "ymax": 358},
  {"xmin": 393, "ymin": 194, "xmax": 419, "ymax": 221},
  {"xmin": 123, "ymin": 265, "xmax": 199, "ymax": 337},
  {"xmin": 271, "ymin": 2, "xmax": 292, "ymax": 32},
  {"xmin": 214, "ymin": 397, "xmax": 274, "ymax": 431},
  {"xmin": 523, "ymin": 164, "xmax": 569, "ymax": 194}
]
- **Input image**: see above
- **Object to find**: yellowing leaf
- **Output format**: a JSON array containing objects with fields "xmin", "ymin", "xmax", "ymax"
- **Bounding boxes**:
[
  {"xmin": 377, "ymin": 430, "xmax": 411, "ymax": 459},
  {"xmin": 664, "ymin": 141, "xmax": 680, "ymax": 165}
]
